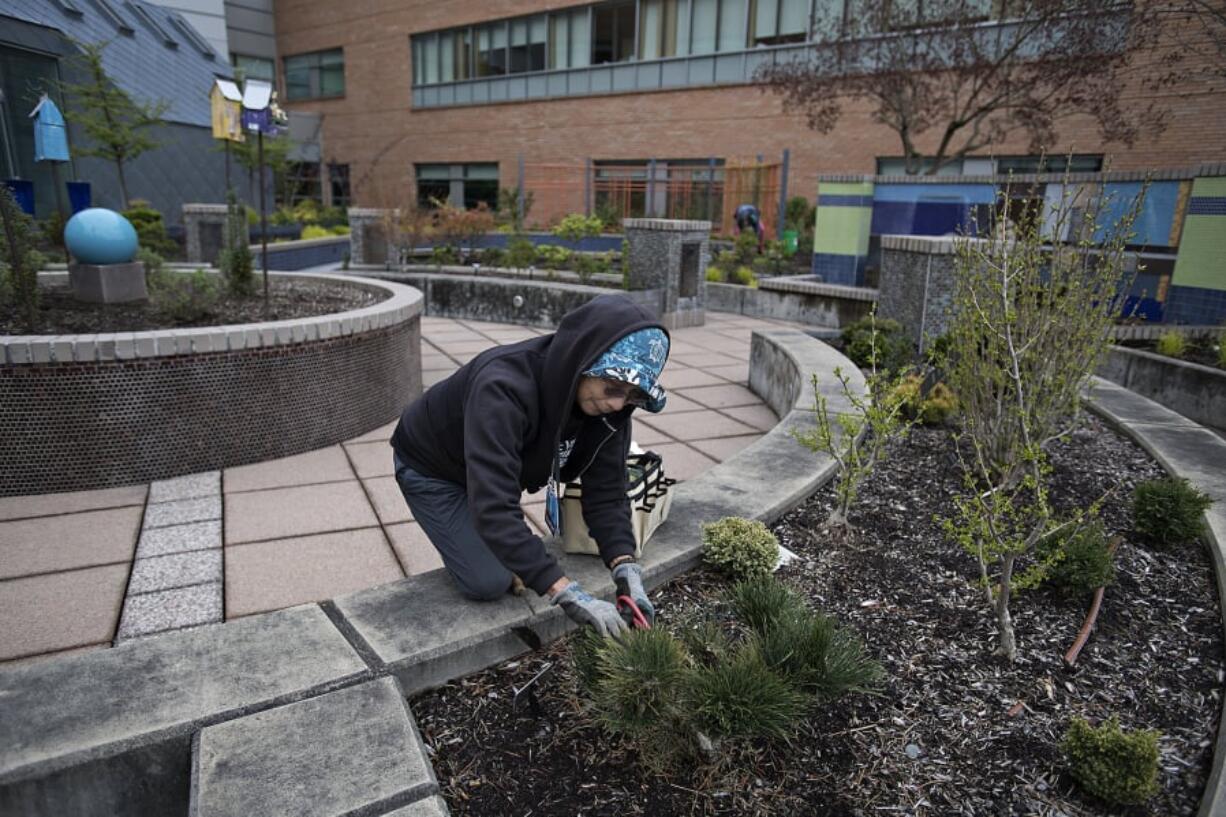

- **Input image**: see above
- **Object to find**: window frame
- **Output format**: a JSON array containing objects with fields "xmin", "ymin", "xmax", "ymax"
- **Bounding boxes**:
[{"xmin": 283, "ymin": 47, "xmax": 345, "ymax": 101}]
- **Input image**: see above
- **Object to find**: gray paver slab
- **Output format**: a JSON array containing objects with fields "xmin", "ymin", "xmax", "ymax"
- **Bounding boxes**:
[
  {"xmin": 643, "ymin": 442, "xmax": 719, "ymax": 482},
  {"xmin": 128, "ymin": 550, "xmax": 223, "ymax": 595},
  {"xmin": 631, "ymin": 421, "xmax": 672, "ymax": 446},
  {"xmin": 0, "ymin": 605, "xmax": 367, "ymax": 785},
  {"xmin": 385, "ymin": 523, "xmax": 445, "ymax": 575},
  {"xmin": 224, "ymin": 481, "xmax": 379, "ymax": 544},
  {"xmin": 423, "ymin": 370, "xmax": 454, "ymax": 388},
  {"xmin": 669, "ymin": 351, "xmax": 742, "ymax": 368},
  {"xmin": 655, "ymin": 392, "xmax": 706, "ymax": 414},
  {"xmin": 346, "ymin": 440, "xmax": 396, "ymax": 479},
  {"xmin": 365, "ymin": 476, "xmax": 413, "ymax": 524},
  {"xmin": 689, "ymin": 434, "xmax": 763, "ymax": 461},
  {"xmin": 224, "ymin": 528, "xmax": 403, "ymax": 618},
  {"xmin": 1088, "ymin": 379, "xmax": 1203, "ymax": 428},
  {"xmin": 0, "ymin": 565, "xmax": 129, "ymax": 661},
  {"xmin": 191, "ymin": 677, "xmax": 436, "ymax": 817},
  {"xmin": 659, "ymin": 367, "xmax": 725, "ymax": 389},
  {"xmin": 0, "ymin": 485, "xmax": 147, "ymax": 522},
  {"xmin": 116, "ymin": 582, "xmax": 224, "ymax": 640},
  {"xmin": 638, "ymin": 410, "xmax": 757, "ymax": 442},
  {"xmin": 224, "ymin": 446, "xmax": 355, "ymax": 494},
  {"xmin": 385, "ymin": 795, "xmax": 450, "ymax": 817},
  {"xmin": 148, "ymin": 471, "xmax": 221, "ymax": 504},
  {"xmin": 144, "ymin": 496, "xmax": 222, "ymax": 529},
  {"xmin": 704, "ymin": 363, "xmax": 750, "ymax": 384},
  {"xmin": 679, "ymin": 383, "xmax": 762, "ymax": 409},
  {"xmin": 720, "ymin": 403, "xmax": 779, "ymax": 431},
  {"xmin": 348, "ymin": 419, "xmax": 400, "ymax": 444},
  {"xmin": 0, "ymin": 507, "xmax": 141, "ymax": 579},
  {"xmin": 135, "ymin": 520, "xmax": 223, "ymax": 559}
]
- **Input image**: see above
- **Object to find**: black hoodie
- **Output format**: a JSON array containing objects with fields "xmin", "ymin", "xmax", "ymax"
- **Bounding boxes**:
[{"xmin": 391, "ymin": 294, "xmax": 668, "ymax": 596}]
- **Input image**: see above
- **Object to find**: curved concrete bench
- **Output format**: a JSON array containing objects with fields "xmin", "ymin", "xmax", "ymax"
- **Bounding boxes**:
[
  {"xmin": 0, "ymin": 329, "xmax": 861, "ymax": 817},
  {"xmin": 0, "ymin": 272, "xmax": 423, "ymax": 496},
  {"xmin": 1084, "ymin": 377, "xmax": 1226, "ymax": 817}
]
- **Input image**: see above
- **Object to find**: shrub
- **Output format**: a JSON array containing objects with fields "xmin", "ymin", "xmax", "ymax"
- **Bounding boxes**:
[
  {"xmin": 572, "ymin": 251, "xmax": 611, "ymax": 281},
  {"xmin": 676, "ymin": 618, "xmax": 734, "ymax": 668},
  {"xmin": 431, "ymin": 245, "xmax": 460, "ymax": 266},
  {"xmin": 1155, "ymin": 331, "xmax": 1186, "ymax": 358},
  {"xmin": 756, "ymin": 609, "xmax": 882, "ymax": 699},
  {"xmin": 148, "ymin": 269, "xmax": 220, "ymax": 323},
  {"xmin": 1133, "ymin": 477, "xmax": 1212, "ymax": 547},
  {"xmin": 0, "ymin": 184, "xmax": 40, "ymax": 330},
  {"xmin": 478, "ymin": 247, "xmax": 505, "ymax": 267},
  {"xmin": 552, "ymin": 213, "xmax": 603, "ymax": 243},
  {"xmin": 705, "ymin": 266, "xmax": 725, "ymax": 283},
  {"xmin": 300, "ymin": 224, "xmax": 331, "ymax": 240},
  {"xmin": 891, "ymin": 375, "xmax": 956, "ymax": 425},
  {"xmin": 728, "ymin": 576, "xmax": 805, "ymax": 635},
  {"xmin": 702, "ymin": 517, "xmax": 779, "ymax": 581},
  {"xmin": 535, "ymin": 244, "xmax": 572, "ymax": 269},
  {"xmin": 136, "ymin": 246, "xmax": 164, "ymax": 278},
  {"xmin": 219, "ymin": 191, "xmax": 255, "ymax": 297},
  {"xmin": 842, "ymin": 315, "xmax": 913, "ymax": 374},
  {"xmin": 732, "ymin": 231, "xmax": 758, "ymax": 265},
  {"xmin": 506, "ymin": 236, "xmax": 537, "ymax": 270},
  {"xmin": 1217, "ymin": 333, "xmax": 1226, "ymax": 369},
  {"xmin": 122, "ymin": 199, "xmax": 177, "ymax": 256},
  {"xmin": 1037, "ymin": 520, "xmax": 1115, "ymax": 595},
  {"xmin": 1062, "ymin": 717, "xmax": 1160, "ymax": 805},
  {"xmin": 330, "ymin": 224, "xmax": 350, "ymax": 236},
  {"xmin": 731, "ymin": 265, "xmax": 756, "ymax": 287},
  {"xmin": 686, "ymin": 644, "xmax": 803, "ymax": 740}
]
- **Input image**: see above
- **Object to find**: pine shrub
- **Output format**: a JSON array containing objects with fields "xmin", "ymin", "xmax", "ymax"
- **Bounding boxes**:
[
  {"xmin": 1062, "ymin": 717, "xmax": 1160, "ymax": 805},
  {"xmin": 1155, "ymin": 331, "xmax": 1186, "ymax": 358},
  {"xmin": 891, "ymin": 375, "xmax": 958, "ymax": 425},
  {"xmin": 0, "ymin": 183, "xmax": 40, "ymax": 329},
  {"xmin": 148, "ymin": 269, "xmax": 220, "ymax": 323},
  {"xmin": 1133, "ymin": 477, "xmax": 1212, "ymax": 547},
  {"xmin": 728, "ymin": 576, "xmax": 805, "ymax": 635},
  {"xmin": 686, "ymin": 644, "xmax": 803, "ymax": 740},
  {"xmin": 842, "ymin": 315, "xmax": 913, "ymax": 374},
  {"xmin": 1038, "ymin": 520, "xmax": 1115, "ymax": 595},
  {"xmin": 122, "ymin": 200, "xmax": 177, "ymax": 256},
  {"xmin": 505, "ymin": 236, "xmax": 536, "ymax": 270},
  {"xmin": 702, "ymin": 517, "xmax": 779, "ymax": 581}
]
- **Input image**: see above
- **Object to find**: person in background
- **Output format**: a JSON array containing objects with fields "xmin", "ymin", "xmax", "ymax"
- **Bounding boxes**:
[
  {"xmin": 390, "ymin": 294, "xmax": 671, "ymax": 638},
  {"xmin": 734, "ymin": 203, "xmax": 765, "ymax": 252}
]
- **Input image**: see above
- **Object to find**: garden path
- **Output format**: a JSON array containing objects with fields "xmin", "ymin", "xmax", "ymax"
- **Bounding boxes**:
[{"xmin": 0, "ymin": 311, "xmax": 796, "ymax": 668}]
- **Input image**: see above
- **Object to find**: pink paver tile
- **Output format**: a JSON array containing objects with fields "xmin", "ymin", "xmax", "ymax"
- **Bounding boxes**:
[
  {"xmin": 224, "ymin": 446, "xmax": 353, "ymax": 494},
  {"xmin": 425, "ymin": 330, "xmax": 486, "ymax": 344},
  {"xmin": 385, "ymin": 522, "xmax": 446, "ymax": 575},
  {"xmin": 451, "ymin": 351, "xmax": 484, "ymax": 364},
  {"xmin": 721, "ymin": 404, "xmax": 779, "ymax": 431},
  {"xmin": 347, "ymin": 419, "xmax": 400, "ymax": 445},
  {"xmin": 656, "ymin": 392, "xmax": 706, "ymax": 414},
  {"xmin": 442, "ymin": 340, "xmax": 499, "ymax": 354},
  {"xmin": 637, "ymin": 410, "xmax": 757, "ymax": 442},
  {"xmin": 631, "ymin": 422, "xmax": 671, "ymax": 446},
  {"xmin": 224, "ymin": 528, "xmax": 403, "ymax": 618},
  {"xmin": 345, "ymin": 440, "xmax": 395, "ymax": 479},
  {"xmin": 689, "ymin": 434, "xmax": 762, "ymax": 461},
  {"xmin": 1, "ymin": 643, "xmax": 107, "ymax": 669},
  {"xmin": 678, "ymin": 383, "xmax": 762, "ymax": 409},
  {"xmin": 0, "ymin": 564, "xmax": 128, "ymax": 661},
  {"xmin": 421, "ymin": 354, "xmax": 456, "ymax": 371},
  {"xmin": 479, "ymin": 329, "xmax": 539, "ymax": 342},
  {"xmin": 364, "ymin": 476, "xmax": 412, "ymax": 525},
  {"xmin": 648, "ymin": 442, "xmax": 718, "ymax": 482},
  {"xmin": 0, "ymin": 507, "xmax": 140, "ymax": 579},
  {"xmin": 660, "ymin": 367, "xmax": 726, "ymax": 389},
  {"xmin": 705, "ymin": 363, "xmax": 750, "ymax": 384},
  {"xmin": 0, "ymin": 485, "xmax": 147, "ymax": 522},
  {"xmin": 424, "ymin": 370, "xmax": 455, "ymax": 388},
  {"xmin": 224, "ymin": 481, "xmax": 378, "ymax": 544},
  {"xmin": 669, "ymin": 351, "xmax": 742, "ymax": 368}
]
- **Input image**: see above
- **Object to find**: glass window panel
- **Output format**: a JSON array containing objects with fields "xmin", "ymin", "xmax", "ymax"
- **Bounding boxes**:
[
  {"xmin": 691, "ymin": 0, "xmax": 717, "ymax": 53},
  {"xmin": 675, "ymin": 0, "xmax": 691, "ymax": 55},
  {"xmin": 319, "ymin": 52, "xmax": 344, "ymax": 96},
  {"xmin": 616, "ymin": 3, "xmax": 636, "ymax": 60},
  {"xmin": 718, "ymin": 0, "xmax": 748, "ymax": 50},
  {"xmin": 509, "ymin": 18, "xmax": 528, "ymax": 73},
  {"xmin": 440, "ymin": 33, "xmax": 454, "ymax": 82},
  {"xmin": 455, "ymin": 29, "xmax": 472, "ymax": 79},
  {"xmin": 640, "ymin": 0, "xmax": 662, "ymax": 60},
  {"xmin": 662, "ymin": 0, "xmax": 680, "ymax": 56},
  {"xmin": 570, "ymin": 9, "xmax": 591, "ymax": 66},
  {"xmin": 417, "ymin": 164, "xmax": 451, "ymax": 179},
  {"xmin": 412, "ymin": 37, "xmax": 422, "ymax": 85},
  {"xmin": 755, "ymin": 0, "xmax": 779, "ymax": 41},
  {"xmin": 550, "ymin": 13, "xmax": 570, "ymax": 68},
  {"xmin": 465, "ymin": 163, "xmax": 499, "ymax": 179},
  {"xmin": 779, "ymin": 0, "xmax": 808, "ymax": 34},
  {"xmin": 423, "ymin": 35, "xmax": 438, "ymax": 84},
  {"xmin": 284, "ymin": 55, "xmax": 312, "ymax": 100},
  {"xmin": 477, "ymin": 24, "xmax": 507, "ymax": 75},
  {"xmin": 529, "ymin": 14, "xmax": 547, "ymax": 71},
  {"xmin": 234, "ymin": 54, "xmax": 274, "ymax": 81},
  {"xmin": 593, "ymin": 5, "xmax": 617, "ymax": 63}
]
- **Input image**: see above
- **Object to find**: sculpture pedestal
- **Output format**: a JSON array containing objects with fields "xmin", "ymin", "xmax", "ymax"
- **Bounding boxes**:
[
  {"xmin": 623, "ymin": 218, "xmax": 710, "ymax": 329},
  {"xmin": 69, "ymin": 261, "xmax": 147, "ymax": 303}
]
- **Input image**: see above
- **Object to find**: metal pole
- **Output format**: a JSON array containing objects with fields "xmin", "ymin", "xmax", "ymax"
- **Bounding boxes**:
[
  {"xmin": 259, "ymin": 130, "xmax": 269, "ymax": 310},
  {"xmin": 706, "ymin": 157, "xmax": 715, "ymax": 223},
  {"xmin": 777, "ymin": 147, "xmax": 790, "ymax": 239},
  {"xmin": 517, "ymin": 153, "xmax": 525, "ymax": 229},
  {"xmin": 584, "ymin": 157, "xmax": 592, "ymax": 216},
  {"xmin": 225, "ymin": 140, "xmax": 231, "ymax": 191},
  {"xmin": 646, "ymin": 158, "xmax": 656, "ymax": 218}
]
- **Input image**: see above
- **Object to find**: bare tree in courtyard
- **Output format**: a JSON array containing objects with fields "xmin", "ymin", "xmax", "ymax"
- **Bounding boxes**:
[{"xmin": 756, "ymin": 0, "xmax": 1177, "ymax": 174}]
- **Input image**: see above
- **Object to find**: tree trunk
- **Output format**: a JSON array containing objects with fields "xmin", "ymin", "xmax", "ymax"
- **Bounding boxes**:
[
  {"xmin": 115, "ymin": 158, "xmax": 130, "ymax": 210},
  {"xmin": 995, "ymin": 552, "xmax": 1018, "ymax": 662}
]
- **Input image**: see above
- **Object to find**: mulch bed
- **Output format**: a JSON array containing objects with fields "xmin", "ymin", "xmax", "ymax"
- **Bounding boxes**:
[
  {"xmin": 0, "ymin": 278, "xmax": 383, "ymax": 334},
  {"xmin": 411, "ymin": 416, "xmax": 1223, "ymax": 816}
]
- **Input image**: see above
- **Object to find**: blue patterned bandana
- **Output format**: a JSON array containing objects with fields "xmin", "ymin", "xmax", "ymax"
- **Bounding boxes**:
[{"xmin": 583, "ymin": 328, "xmax": 670, "ymax": 413}]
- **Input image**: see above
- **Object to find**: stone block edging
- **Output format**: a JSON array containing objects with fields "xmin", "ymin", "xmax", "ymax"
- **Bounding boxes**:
[
  {"xmin": 757, "ymin": 276, "xmax": 880, "ymax": 301},
  {"xmin": 0, "ymin": 329, "xmax": 861, "ymax": 816},
  {"xmin": 1084, "ymin": 377, "xmax": 1226, "ymax": 817}
]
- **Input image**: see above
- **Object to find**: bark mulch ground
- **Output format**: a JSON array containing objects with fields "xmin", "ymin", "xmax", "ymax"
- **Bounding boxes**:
[
  {"xmin": 412, "ymin": 416, "xmax": 1223, "ymax": 816},
  {"xmin": 0, "ymin": 278, "xmax": 383, "ymax": 334}
]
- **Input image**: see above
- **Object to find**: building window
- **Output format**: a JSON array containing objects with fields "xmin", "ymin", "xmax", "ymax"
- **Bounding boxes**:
[
  {"xmin": 640, "ymin": 0, "xmax": 689, "ymax": 59},
  {"xmin": 510, "ymin": 15, "xmax": 547, "ymax": 73},
  {"xmin": 995, "ymin": 155, "xmax": 1104, "ymax": 174},
  {"xmin": 232, "ymin": 54, "xmax": 274, "ymax": 83},
  {"xmin": 593, "ymin": 1, "xmax": 637, "ymax": 64},
  {"xmin": 475, "ymin": 23, "xmax": 508, "ymax": 77},
  {"xmin": 416, "ymin": 163, "xmax": 499, "ymax": 210},
  {"xmin": 284, "ymin": 48, "xmax": 344, "ymax": 100},
  {"xmin": 752, "ymin": 0, "xmax": 809, "ymax": 45},
  {"xmin": 593, "ymin": 159, "xmax": 725, "ymax": 222},
  {"xmin": 329, "ymin": 163, "xmax": 351, "ymax": 208}
]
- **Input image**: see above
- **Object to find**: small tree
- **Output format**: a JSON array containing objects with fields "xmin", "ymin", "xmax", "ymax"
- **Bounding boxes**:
[
  {"xmin": 756, "ymin": 0, "xmax": 1170, "ymax": 174},
  {"xmin": 219, "ymin": 189, "xmax": 255, "ymax": 296},
  {"xmin": 943, "ymin": 177, "xmax": 1144, "ymax": 661},
  {"xmin": 60, "ymin": 41, "xmax": 168, "ymax": 208},
  {"xmin": 231, "ymin": 135, "xmax": 291, "ymax": 207},
  {"xmin": 0, "ymin": 185, "xmax": 41, "ymax": 330}
]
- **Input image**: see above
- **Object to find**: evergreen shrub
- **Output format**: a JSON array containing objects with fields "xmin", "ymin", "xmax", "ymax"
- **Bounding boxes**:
[
  {"xmin": 122, "ymin": 200, "xmax": 177, "ymax": 256},
  {"xmin": 148, "ymin": 269, "xmax": 220, "ymax": 323},
  {"xmin": 1037, "ymin": 520, "xmax": 1115, "ymax": 595},
  {"xmin": 506, "ymin": 236, "xmax": 537, "ymax": 269},
  {"xmin": 702, "ymin": 517, "xmax": 779, "ymax": 581},
  {"xmin": 1133, "ymin": 477, "xmax": 1212, "ymax": 547},
  {"xmin": 687, "ymin": 645, "xmax": 803, "ymax": 740},
  {"xmin": 729, "ymin": 576, "xmax": 804, "ymax": 635},
  {"xmin": 1155, "ymin": 331, "xmax": 1186, "ymax": 358},
  {"xmin": 842, "ymin": 316, "xmax": 913, "ymax": 374},
  {"xmin": 1062, "ymin": 717, "xmax": 1160, "ymax": 805}
]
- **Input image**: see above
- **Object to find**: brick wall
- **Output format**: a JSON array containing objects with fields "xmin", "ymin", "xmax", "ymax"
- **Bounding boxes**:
[{"xmin": 274, "ymin": 1, "xmax": 1226, "ymax": 225}]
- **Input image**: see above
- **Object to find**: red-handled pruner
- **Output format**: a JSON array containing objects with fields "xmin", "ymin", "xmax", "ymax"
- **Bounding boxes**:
[{"xmin": 615, "ymin": 576, "xmax": 652, "ymax": 629}]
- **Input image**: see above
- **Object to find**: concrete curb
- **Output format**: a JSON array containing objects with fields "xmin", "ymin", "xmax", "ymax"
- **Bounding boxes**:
[
  {"xmin": 0, "ymin": 329, "xmax": 859, "ymax": 816},
  {"xmin": 1084, "ymin": 377, "xmax": 1226, "ymax": 817}
]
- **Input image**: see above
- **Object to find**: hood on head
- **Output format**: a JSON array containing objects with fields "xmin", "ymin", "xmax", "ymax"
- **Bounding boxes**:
[{"xmin": 582, "ymin": 327, "xmax": 669, "ymax": 413}]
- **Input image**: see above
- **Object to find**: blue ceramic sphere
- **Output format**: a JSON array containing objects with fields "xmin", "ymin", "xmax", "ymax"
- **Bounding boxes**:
[{"xmin": 64, "ymin": 208, "xmax": 140, "ymax": 265}]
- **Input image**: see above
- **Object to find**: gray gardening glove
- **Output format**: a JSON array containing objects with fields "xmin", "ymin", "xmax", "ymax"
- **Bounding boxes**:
[
  {"xmin": 612, "ymin": 561, "xmax": 655, "ymax": 627},
  {"xmin": 550, "ymin": 581, "xmax": 628, "ymax": 639}
]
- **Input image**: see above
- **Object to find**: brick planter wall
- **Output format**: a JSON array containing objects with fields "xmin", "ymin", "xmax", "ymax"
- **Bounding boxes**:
[{"xmin": 0, "ymin": 274, "xmax": 422, "ymax": 497}]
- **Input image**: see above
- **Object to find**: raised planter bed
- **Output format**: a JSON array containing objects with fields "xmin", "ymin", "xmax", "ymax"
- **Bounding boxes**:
[
  {"xmin": 1099, "ymin": 345, "xmax": 1226, "ymax": 432},
  {"xmin": 0, "ymin": 272, "xmax": 422, "ymax": 497}
]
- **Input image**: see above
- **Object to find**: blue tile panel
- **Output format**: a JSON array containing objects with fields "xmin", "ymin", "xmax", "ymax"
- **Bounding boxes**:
[
  {"xmin": 818, "ymin": 195, "xmax": 874, "ymax": 207},
  {"xmin": 1188, "ymin": 197, "xmax": 1226, "ymax": 216},
  {"xmin": 1094, "ymin": 181, "xmax": 1180, "ymax": 248},
  {"xmin": 811, "ymin": 252, "xmax": 865, "ymax": 286},
  {"xmin": 871, "ymin": 183, "xmax": 996, "ymax": 237},
  {"xmin": 1164, "ymin": 284, "xmax": 1226, "ymax": 325}
]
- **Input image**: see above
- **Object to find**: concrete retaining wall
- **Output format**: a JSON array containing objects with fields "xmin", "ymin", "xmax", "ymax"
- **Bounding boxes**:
[
  {"xmin": 1098, "ymin": 346, "xmax": 1226, "ymax": 432},
  {"xmin": 0, "ymin": 274, "xmax": 422, "ymax": 496},
  {"xmin": 707, "ymin": 279, "xmax": 876, "ymax": 328}
]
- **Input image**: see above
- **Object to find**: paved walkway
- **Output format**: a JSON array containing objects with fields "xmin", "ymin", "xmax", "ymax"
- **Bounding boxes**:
[{"xmin": 0, "ymin": 311, "xmax": 801, "ymax": 668}]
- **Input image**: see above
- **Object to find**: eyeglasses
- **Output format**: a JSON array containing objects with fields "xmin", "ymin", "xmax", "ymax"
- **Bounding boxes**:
[{"xmin": 601, "ymin": 380, "xmax": 650, "ymax": 407}]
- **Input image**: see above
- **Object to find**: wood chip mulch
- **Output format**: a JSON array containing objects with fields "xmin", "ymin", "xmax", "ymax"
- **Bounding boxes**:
[{"xmin": 411, "ymin": 415, "xmax": 1223, "ymax": 816}]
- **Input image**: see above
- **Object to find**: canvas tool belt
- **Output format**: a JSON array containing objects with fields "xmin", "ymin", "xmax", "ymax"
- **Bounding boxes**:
[{"xmin": 560, "ymin": 451, "xmax": 676, "ymax": 557}]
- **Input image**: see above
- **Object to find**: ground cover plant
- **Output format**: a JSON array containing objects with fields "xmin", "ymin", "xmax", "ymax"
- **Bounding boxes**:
[{"xmin": 412, "ymin": 415, "xmax": 1222, "ymax": 816}]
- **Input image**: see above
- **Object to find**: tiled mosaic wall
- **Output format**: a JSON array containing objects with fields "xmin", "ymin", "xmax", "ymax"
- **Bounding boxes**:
[
  {"xmin": 0, "ymin": 320, "xmax": 420, "ymax": 497},
  {"xmin": 876, "ymin": 240, "xmax": 959, "ymax": 352}
]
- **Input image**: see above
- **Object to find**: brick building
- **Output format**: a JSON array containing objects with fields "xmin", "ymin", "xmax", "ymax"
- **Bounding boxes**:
[{"xmin": 273, "ymin": 0, "xmax": 1226, "ymax": 229}]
